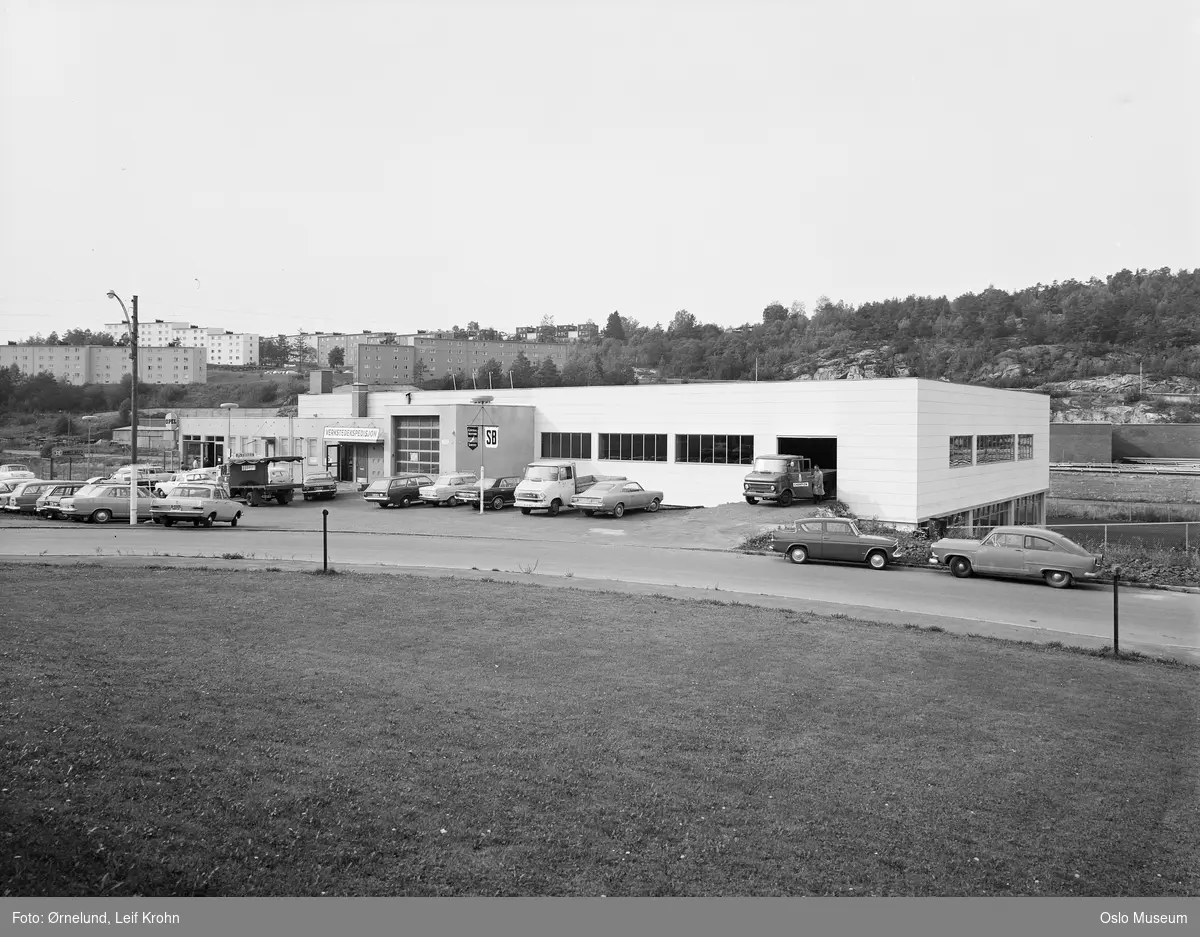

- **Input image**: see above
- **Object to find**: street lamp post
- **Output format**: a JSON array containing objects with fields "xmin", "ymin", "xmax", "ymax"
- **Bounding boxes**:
[
  {"xmin": 106, "ymin": 291, "xmax": 139, "ymax": 525},
  {"xmin": 471, "ymin": 395, "xmax": 493, "ymax": 515},
  {"xmin": 81, "ymin": 415, "xmax": 97, "ymax": 478},
  {"xmin": 220, "ymin": 403, "xmax": 239, "ymax": 467}
]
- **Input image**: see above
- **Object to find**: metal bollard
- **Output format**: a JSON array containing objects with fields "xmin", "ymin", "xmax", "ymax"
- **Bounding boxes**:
[
  {"xmin": 322, "ymin": 509, "xmax": 329, "ymax": 571},
  {"xmin": 1112, "ymin": 565, "xmax": 1120, "ymax": 657}
]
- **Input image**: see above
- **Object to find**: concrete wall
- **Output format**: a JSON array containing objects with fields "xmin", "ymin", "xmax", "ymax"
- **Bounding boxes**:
[
  {"xmin": 1049, "ymin": 423, "xmax": 1113, "ymax": 462},
  {"xmin": 1113, "ymin": 424, "xmax": 1200, "ymax": 461},
  {"xmin": 1049, "ymin": 470, "xmax": 1200, "ymax": 504},
  {"xmin": 915, "ymin": 383, "xmax": 1049, "ymax": 521}
]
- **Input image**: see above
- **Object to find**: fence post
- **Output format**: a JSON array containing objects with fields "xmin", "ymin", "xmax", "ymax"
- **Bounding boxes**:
[
  {"xmin": 1112, "ymin": 566, "xmax": 1120, "ymax": 658},
  {"xmin": 322, "ymin": 509, "xmax": 329, "ymax": 571}
]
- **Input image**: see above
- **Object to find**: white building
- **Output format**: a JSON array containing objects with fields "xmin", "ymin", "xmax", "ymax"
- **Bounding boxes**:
[
  {"xmin": 172, "ymin": 378, "xmax": 1049, "ymax": 528},
  {"xmin": 104, "ymin": 320, "xmax": 259, "ymax": 366},
  {"xmin": 0, "ymin": 344, "xmax": 207, "ymax": 385}
]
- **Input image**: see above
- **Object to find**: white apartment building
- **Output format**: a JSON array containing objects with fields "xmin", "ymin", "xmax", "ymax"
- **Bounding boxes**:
[
  {"xmin": 104, "ymin": 319, "xmax": 259, "ymax": 365},
  {"xmin": 0, "ymin": 344, "xmax": 207, "ymax": 384}
]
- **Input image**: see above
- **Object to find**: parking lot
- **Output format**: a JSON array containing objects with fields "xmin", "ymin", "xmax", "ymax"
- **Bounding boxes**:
[{"xmin": 1, "ymin": 481, "xmax": 826, "ymax": 552}]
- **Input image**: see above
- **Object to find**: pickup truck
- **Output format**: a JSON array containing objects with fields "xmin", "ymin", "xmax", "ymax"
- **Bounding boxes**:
[
  {"xmin": 743, "ymin": 453, "xmax": 834, "ymax": 506},
  {"xmin": 224, "ymin": 455, "xmax": 304, "ymax": 506},
  {"xmin": 514, "ymin": 460, "xmax": 626, "ymax": 516}
]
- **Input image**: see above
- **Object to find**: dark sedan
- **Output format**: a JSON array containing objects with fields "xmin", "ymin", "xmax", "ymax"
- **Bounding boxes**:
[
  {"xmin": 455, "ymin": 476, "xmax": 522, "ymax": 511},
  {"xmin": 771, "ymin": 517, "xmax": 903, "ymax": 569},
  {"xmin": 302, "ymin": 472, "xmax": 338, "ymax": 501}
]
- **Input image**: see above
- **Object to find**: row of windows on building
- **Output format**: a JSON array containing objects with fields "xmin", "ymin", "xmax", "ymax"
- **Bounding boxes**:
[
  {"xmin": 540, "ymin": 432, "xmax": 760, "ymax": 465},
  {"xmin": 949, "ymin": 434, "xmax": 1033, "ymax": 467}
]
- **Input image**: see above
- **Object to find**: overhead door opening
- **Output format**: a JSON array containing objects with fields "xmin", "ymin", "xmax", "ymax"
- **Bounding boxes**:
[{"xmin": 776, "ymin": 436, "xmax": 837, "ymax": 471}]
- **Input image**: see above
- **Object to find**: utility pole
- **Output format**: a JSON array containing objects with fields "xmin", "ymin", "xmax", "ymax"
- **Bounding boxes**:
[{"xmin": 130, "ymin": 294, "xmax": 139, "ymax": 469}]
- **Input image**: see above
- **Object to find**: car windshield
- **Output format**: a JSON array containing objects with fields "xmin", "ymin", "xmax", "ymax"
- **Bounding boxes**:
[
  {"xmin": 523, "ymin": 466, "xmax": 560, "ymax": 482},
  {"xmin": 365, "ymin": 480, "xmax": 390, "ymax": 492},
  {"xmin": 175, "ymin": 487, "xmax": 214, "ymax": 498},
  {"xmin": 308, "ymin": 474, "xmax": 333, "ymax": 482},
  {"xmin": 476, "ymin": 478, "xmax": 497, "ymax": 488},
  {"xmin": 752, "ymin": 458, "xmax": 788, "ymax": 473},
  {"xmin": 585, "ymin": 482, "xmax": 618, "ymax": 493},
  {"xmin": 430, "ymin": 475, "xmax": 455, "ymax": 486}
]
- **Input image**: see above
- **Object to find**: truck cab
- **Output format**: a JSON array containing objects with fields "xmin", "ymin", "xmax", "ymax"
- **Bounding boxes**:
[{"xmin": 743, "ymin": 453, "xmax": 832, "ymax": 506}]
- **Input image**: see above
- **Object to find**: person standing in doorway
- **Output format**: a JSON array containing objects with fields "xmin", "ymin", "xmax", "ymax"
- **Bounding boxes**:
[
  {"xmin": 192, "ymin": 457, "xmax": 200, "ymax": 470},
  {"xmin": 812, "ymin": 464, "xmax": 825, "ymax": 502}
]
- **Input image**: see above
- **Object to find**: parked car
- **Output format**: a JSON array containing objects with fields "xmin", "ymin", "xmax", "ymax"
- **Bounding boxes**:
[
  {"xmin": 302, "ymin": 472, "xmax": 339, "ymax": 501},
  {"xmin": 0, "ymin": 480, "xmax": 22, "ymax": 501},
  {"xmin": 155, "ymin": 467, "xmax": 223, "ymax": 497},
  {"xmin": 362, "ymin": 474, "xmax": 433, "ymax": 508},
  {"xmin": 109, "ymin": 463, "xmax": 175, "ymax": 486},
  {"xmin": 928, "ymin": 525, "xmax": 1103, "ymax": 589},
  {"xmin": 418, "ymin": 473, "xmax": 478, "ymax": 507},
  {"xmin": 2, "ymin": 480, "xmax": 54, "ymax": 514},
  {"xmin": 36, "ymin": 482, "xmax": 89, "ymax": 519},
  {"xmin": 59, "ymin": 484, "xmax": 156, "ymax": 524},
  {"xmin": 570, "ymin": 480, "xmax": 663, "ymax": 518},
  {"xmin": 771, "ymin": 517, "xmax": 903, "ymax": 569},
  {"xmin": 456, "ymin": 476, "xmax": 522, "ymax": 511},
  {"xmin": 0, "ymin": 463, "xmax": 35, "ymax": 482},
  {"xmin": 151, "ymin": 484, "xmax": 244, "ymax": 528}
]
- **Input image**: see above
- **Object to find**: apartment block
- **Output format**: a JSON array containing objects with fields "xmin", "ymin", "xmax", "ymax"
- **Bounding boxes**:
[{"xmin": 0, "ymin": 344, "xmax": 208, "ymax": 384}]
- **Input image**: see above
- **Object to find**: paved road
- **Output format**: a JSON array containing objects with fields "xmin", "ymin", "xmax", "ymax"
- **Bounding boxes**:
[{"xmin": 6, "ymin": 513, "xmax": 1197, "ymax": 663}]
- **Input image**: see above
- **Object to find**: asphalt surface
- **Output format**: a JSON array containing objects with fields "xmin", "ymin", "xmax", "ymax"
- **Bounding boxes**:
[{"xmin": 5, "ymin": 490, "xmax": 1198, "ymax": 663}]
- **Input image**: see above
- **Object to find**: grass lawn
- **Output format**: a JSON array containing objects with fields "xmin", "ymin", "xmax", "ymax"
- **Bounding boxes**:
[{"xmin": 2, "ymin": 563, "xmax": 1197, "ymax": 897}]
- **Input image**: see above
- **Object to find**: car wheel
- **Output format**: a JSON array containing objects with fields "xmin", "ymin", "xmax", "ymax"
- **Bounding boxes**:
[
  {"xmin": 203, "ymin": 514, "xmax": 216, "ymax": 528},
  {"xmin": 491, "ymin": 496, "xmax": 505, "ymax": 511},
  {"xmin": 613, "ymin": 502, "xmax": 625, "ymax": 518},
  {"xmin": 547, "ymin": 500, "xmax": 561, "ymax": 517},
  {"xmin": 583, "ymin": 509, "xmax": 594, "ymax": 517},
  {"xmin": 163, "ymin": 517, "xmax": 175, "ymax": 527},
  {"xmin": 443, "ymin": 497, "xmax": 456, "ymax": 507},
  {"xmin": 647, "ymin": 498, "xmax": 660, "ymax": 513},
  {"xmin": 303, "ymin": 494, "xmax": 311, "ymax": 501},
  {"xmin": 92, "ymin": 508, "xmax": 112, "ymax": 524},
  {"xmin": 399, "ymin": 496, "xmax": 411, "ymax": 508},
  {"xmin": 193, "ymin": 519, "xmax": 201, "ymax": 527},
  {"xmin": 745, "ymin": 496, "xmax": 757, "ymax": 505},
  {"xmin": 376, "ymin": 502, "xmax": 388, "ymax": 508},
  {"xmin": 1044, "ymin": 570, "xmax": 1073, "ymax": 589},
  {"xmin": 867, "ymin": 550, "xmax": 888, "ymax": 570},
  {"xmin": 778, "ymin": 489, "xmax": 793, "ymax": 507},
  {"xmin": 520, "ymin": 507, "xmax": 531, "ymax": 515},
  {"xmin": 949, "ymin": 557, "xmax": 972, "ymax": 578},
  {"xmin": 230, "ymin": 514, "xmax": 239, "ymax": 527},
  {"xmin": 788, "ymin": 545, "xmax": 808, "ymax": 565}
]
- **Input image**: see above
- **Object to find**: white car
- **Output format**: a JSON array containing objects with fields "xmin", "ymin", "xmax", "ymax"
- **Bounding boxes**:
[
  {"xmin": 418, "ymin": 473, "xmax": 478, "ymax": 507},
  {"xmin": 155, "ymin": 467, "xmax": 224, "ymax": 497},
  {"xmin": 0, "ymin": 463, "xmax": 35, "ymax": 482}
]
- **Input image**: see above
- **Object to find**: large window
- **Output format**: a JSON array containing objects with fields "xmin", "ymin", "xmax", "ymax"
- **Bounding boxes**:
[
  {"xmin": 396, "ymin": 416, "xmax": 440, "ymax": 475},
  {"xmin": 598, "ymin": 433, "xmax": 667, "ymax": 462},
  {"xmin": 972, "ymin": 499, "xmax": 1010, "ymax": 533},
  {"xmin": 674, "ymin": 434, "xmax": 754, "ymax": 465},
  {"xmin": 1013, "ymin": 492, "xmax": 1043, "ymax": 525},
  {"xmin": 1018, "ymin": 434, "xmax": 1034, "ymax": 460},
  {"xmin": 949, "ymin": 435, "xmax": 973, "ymax": 467},
  {"xmin": 977, "ymin": 434, "xmax": 1015, "ymax": 464},
  {"xmin": 541, "ymin": 432, "xmax": 591, "ymax": 459}
]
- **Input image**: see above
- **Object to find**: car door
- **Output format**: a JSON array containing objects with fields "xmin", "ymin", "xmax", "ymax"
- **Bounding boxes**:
[
  {"xmin": 621, "ymin": 482, "xmax": 647, "ymax": 509},
  {"xmin": 1022, "ymin": 535, "xmax": 1059, "ymax": 576},
  {"xmin": 821, "ymin": 520, "xmax": 859, "ymax": 561},
  {"xmin": 973, "ymin": 532, "xmax": 1025, "ymax": 574}
]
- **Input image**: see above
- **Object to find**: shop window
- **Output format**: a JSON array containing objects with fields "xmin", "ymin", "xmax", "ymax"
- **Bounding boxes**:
[
  {"xmin": 949, "ymin": 435, "xmax": 973, "ymax": 467},
  {"xmin": 541, "ymin": 432, "xmax": 591, "ymax": 459},
  {"xmin": 977, "ymin": 434, "xmax": 1015, "ymax": 463},
  {"xmin": 598, "ymin": 433, "xmax": 667, "ymax": 462},
  {"xmin": 674, "ymin": 434, "xmax": 754, "ymax": 465}
]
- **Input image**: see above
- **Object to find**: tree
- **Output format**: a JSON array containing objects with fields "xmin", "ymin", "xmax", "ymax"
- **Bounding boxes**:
[
  {"xmin": 603, "ymin": 310, "xmax": 626, "ymax": 341},
  {"xmin": 260, "ymin": 335, "xmax": 290, "ymax": 367},
  {"xmin": 508, "ymin": 351, "xmax": 535, "ymax": 388},
  {"xmin": 477, "ymin": 358, "xmax": 504, "ymax": 389},
  {"xmin": 668, "ymin": 309, "xmax": 697, "ymax": 336},
  {"xmin": 534, "ymin": 356, "xmax": 561, "ymax": 387},
  {"xmin": 61, "ymin": 327, "xmax": 115, "ymax": 346},
  {"xmin": 762, "ymin": 302, "xmax": 788, "ymax": 324},
  {"xmin": 328, "ymin": 346, "xmax": 345, "ymax": 368}
]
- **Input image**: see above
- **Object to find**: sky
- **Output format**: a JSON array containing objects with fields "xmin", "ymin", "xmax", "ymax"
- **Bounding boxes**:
[{"xmin": 1, "ymin": 0, "xmax": 1197, "ymax": 344}]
